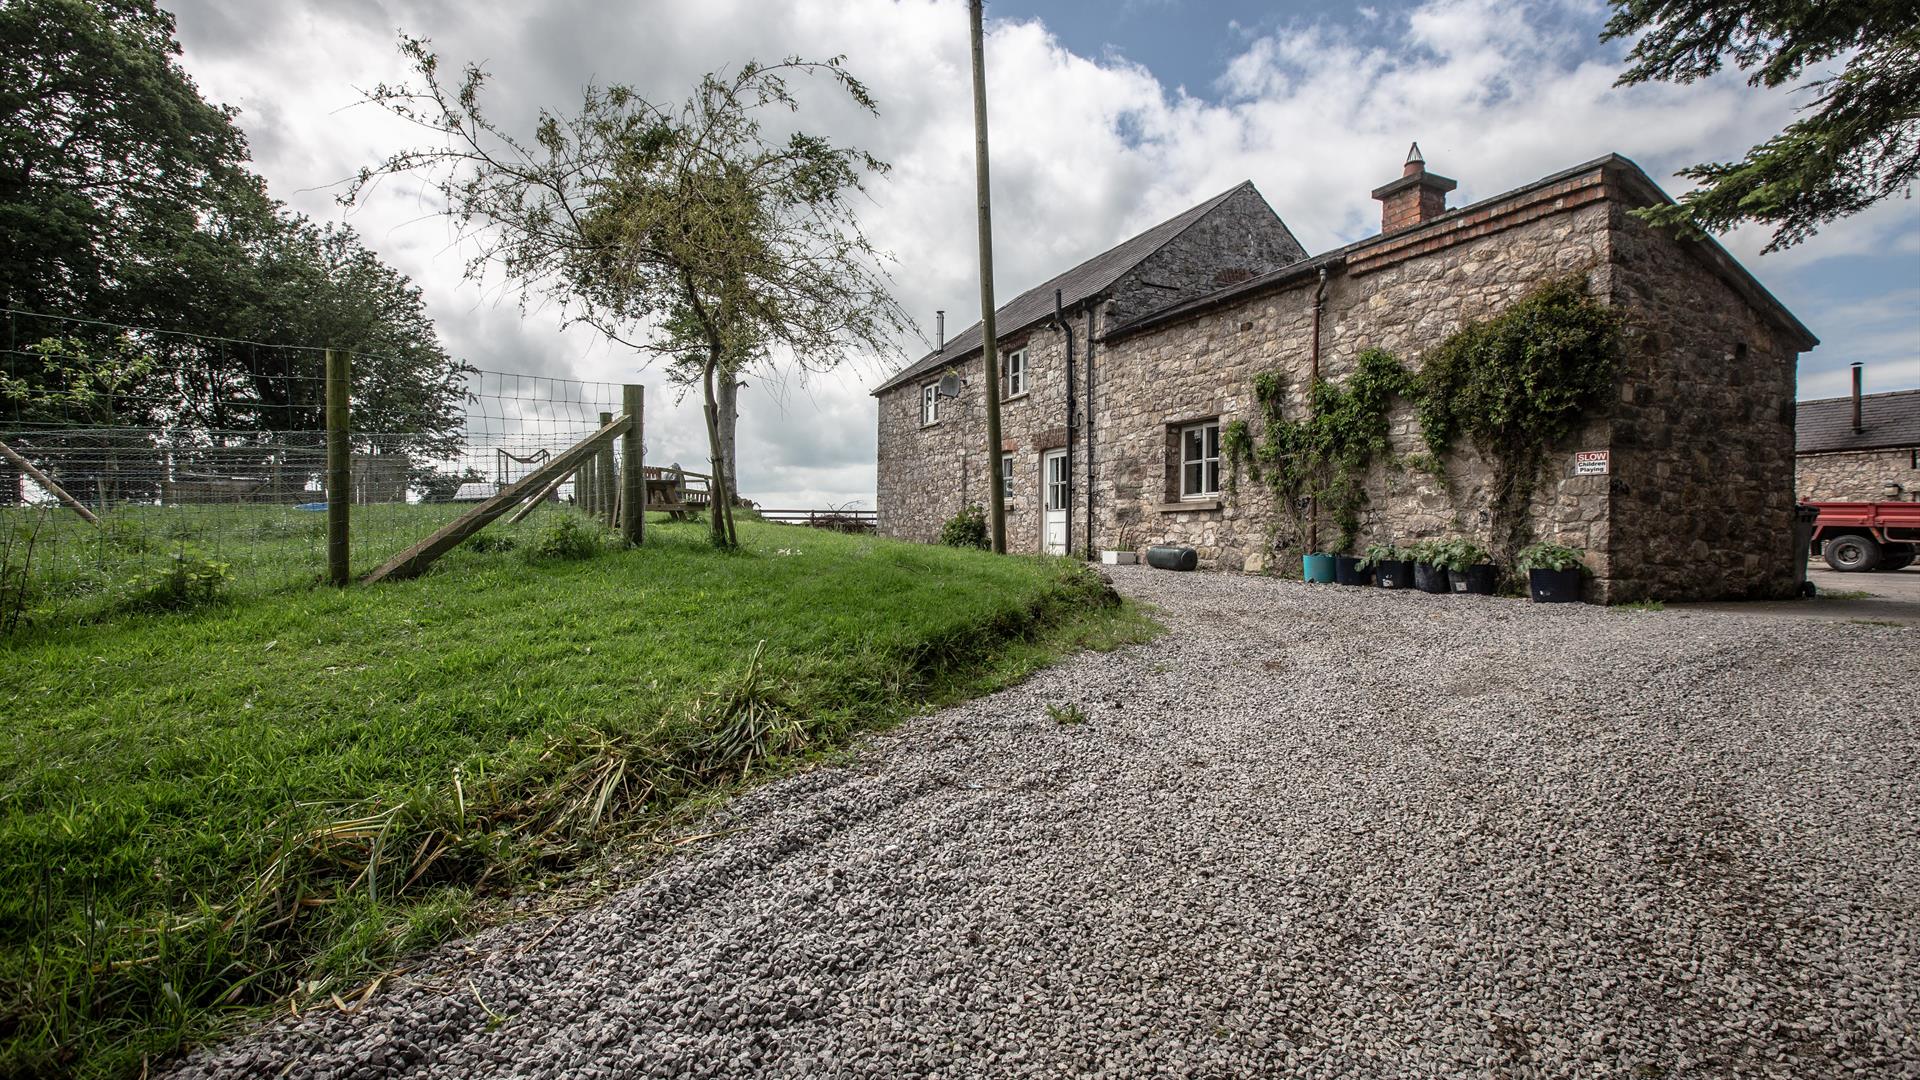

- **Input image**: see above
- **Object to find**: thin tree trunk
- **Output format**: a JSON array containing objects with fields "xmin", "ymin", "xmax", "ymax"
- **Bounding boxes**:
[
  {"xmin": 699, "ymin": 352, "xmax": 735, "ymax": 548},
  {"xmin": 715, "ymin": 372, "xmax": 739, "ymax": 506}
]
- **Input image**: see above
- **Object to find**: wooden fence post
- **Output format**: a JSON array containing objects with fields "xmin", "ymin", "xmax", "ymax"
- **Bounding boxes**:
[
  {"xmin": 597, "ymin": 411, "xmax": 617, "ymax": 526},
  {"xmin": 325, "ymin": 349, "xmax": 350, "ymax": 586},
  {"xmin": 621, "ymin": 385, "xmax": 643, "ymax": 546}
]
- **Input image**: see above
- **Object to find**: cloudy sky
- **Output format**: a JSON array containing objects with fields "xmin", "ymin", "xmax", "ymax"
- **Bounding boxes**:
[{"xmin": 167, "ymin": 0, "xmax": 1920, "ymax": 510}]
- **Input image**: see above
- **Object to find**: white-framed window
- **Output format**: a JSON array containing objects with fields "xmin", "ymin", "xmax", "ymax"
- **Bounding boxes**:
[
  {"xmin": 1180, "ymin": 420, "xmax": 1221, "ymax": 498},
  {"xmin": 1000, "ymin": 453, "xmax": 1014, "ymax": 506},
  {"xmin": 1046, "ymin": 451, "xmax": 1069, "ymax": 511},
  {"xmin": 921, "ymin": 381, "xmax": 940, "ymax": 426},
  {"xmin": 1003, "ymin": 348, "xmax": 1027, "ymax": 398}
]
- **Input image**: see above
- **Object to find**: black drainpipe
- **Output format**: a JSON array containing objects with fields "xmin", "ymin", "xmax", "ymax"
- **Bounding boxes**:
[
  {"xmin": 1054, "ymin": 288, "xmax": 1075, "ymax": 558},
  {"xmin": 1084, "ymin": 304, "xmax": 1096, "ymax": 561}
]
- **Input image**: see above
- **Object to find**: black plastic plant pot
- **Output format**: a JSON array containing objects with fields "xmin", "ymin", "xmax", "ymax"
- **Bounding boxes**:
[
  {"xmin": 1146, "ymin": 545, "xmax": 1198, "ymax": 572},
  {"xmin": 1414, "ymin": 562, "xmax": 1451, "ymax": 594},
  {"xmin": 1527, "ymin": 567, "xmax": 1583, "ymax": 603},
  {"xmin": 1333, "ymin": 555, "xmax": 1373, "ymax": 586},
  {"xmin": 1375, "ymin": 560, "xmax": 1414, "ymax": 589},
  {"xmin": 1451, "ymin": 564, "xmax": 1498, "ymax": 595}
]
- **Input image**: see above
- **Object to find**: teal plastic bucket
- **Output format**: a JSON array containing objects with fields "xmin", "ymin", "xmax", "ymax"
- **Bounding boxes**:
[{"xmin": 1302, "ymin": 553, "xmax": 1336, "ymax": 583}]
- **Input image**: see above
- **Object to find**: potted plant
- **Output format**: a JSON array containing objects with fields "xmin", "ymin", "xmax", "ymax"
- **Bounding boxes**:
[
  {"xmin": 1437, "ymin": 538, "xmax": 1497, "ymax": 595},
  {"xmin": 1333, "ymin": 548, "xmax": 1374, "ymax": 586},
  {"xmin": 1516, "ymin": 541, "xmax": 1587, "ymax": 603},
  {"xmin": 1408, "ymin": 539, "xmax": 1451, "ymax": 594},
  {"xmin": 1359, "ymin": 543, "xmax": 1413, "ymax": 589},
  {"xmin": 1301, "ymin": 551, "xmax": 1336, "ymax": 583}
]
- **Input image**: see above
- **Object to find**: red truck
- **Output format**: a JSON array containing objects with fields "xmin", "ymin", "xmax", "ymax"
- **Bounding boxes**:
[{"xmin": 1806, "ymin": 501, "xmax": 1920, "ymax": 572}]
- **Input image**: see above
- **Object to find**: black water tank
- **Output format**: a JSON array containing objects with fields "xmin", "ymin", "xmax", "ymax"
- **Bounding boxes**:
[{"xmin": 1146, "ymin": 545, "xmax": 1197, "ymax": 571}]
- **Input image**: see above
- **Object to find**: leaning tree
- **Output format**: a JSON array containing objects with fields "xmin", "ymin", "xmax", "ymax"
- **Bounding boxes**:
[{"xmin": 350, "ymin": 40, "xmax": 910, "ymax": 547}]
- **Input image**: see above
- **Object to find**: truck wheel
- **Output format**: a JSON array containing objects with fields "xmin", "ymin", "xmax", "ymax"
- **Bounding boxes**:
[
  {"xmin": 1823, "ymin": 534, "xmax": 1881, "ymax": 572},
  {"xmin": 1877, "ymin": 545, "xmax": 1915, "ymax": 572}
]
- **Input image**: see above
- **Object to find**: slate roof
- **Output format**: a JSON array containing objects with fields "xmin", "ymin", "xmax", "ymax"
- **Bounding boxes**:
[
  {"xmin": 1797, "ymin": 388, "xmax": 1920, "ymax": 454},
  {"xmin": 1103, "ymin": 154, "xmax": 1818, "ymax": 352},
  {"xmin": 871, "ymin": 181, "xmax": 1260, "ymax": 395}
]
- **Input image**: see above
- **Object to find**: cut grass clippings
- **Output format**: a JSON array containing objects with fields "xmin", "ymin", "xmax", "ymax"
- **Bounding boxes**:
[{"xmin": 0, "ymin": 515, "xmax": 1155, "ymax": 1079}]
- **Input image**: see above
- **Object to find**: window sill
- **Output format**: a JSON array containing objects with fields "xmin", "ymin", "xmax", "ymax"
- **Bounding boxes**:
[
  {"xmin": 1154, "ymin": 498, "xmax": 1221, "ymax": 513},
  {"xmin": 1001, "ymin": 391, "xmax": 1030, "ymax": 403}
]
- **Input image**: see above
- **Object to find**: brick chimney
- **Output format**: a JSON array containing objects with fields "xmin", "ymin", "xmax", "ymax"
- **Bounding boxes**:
[{"xmin": 1371, "ymin": 142, "xmax": 1457, "ymax": 233}]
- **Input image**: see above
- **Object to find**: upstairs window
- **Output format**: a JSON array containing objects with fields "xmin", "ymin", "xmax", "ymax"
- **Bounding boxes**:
[
  {"xmin": 1003, "ymin": 348, "xmax": 1027, "ymax": 398},
  {"xmin": 921, "ymin": 381, "xmax": 940, "ymax": 426},
  {"xmin": 1180, "ymin": 420, "xmax": 1221, "ymax": 498}
]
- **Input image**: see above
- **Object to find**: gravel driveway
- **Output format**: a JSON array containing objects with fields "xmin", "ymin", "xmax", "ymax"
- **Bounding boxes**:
[{"xmin": 169, "ymin": 568, "xmax": 1919, "ymax": 1079}]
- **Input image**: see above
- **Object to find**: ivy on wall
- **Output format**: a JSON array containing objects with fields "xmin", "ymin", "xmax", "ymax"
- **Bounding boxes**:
[
  {"xmin": 1223, "ymin": 275, "xmax": 1623, "ymax": 558},
  {"xmin": 1414, "ymin": 276, "xmax": 1623, "ymax": 554}
]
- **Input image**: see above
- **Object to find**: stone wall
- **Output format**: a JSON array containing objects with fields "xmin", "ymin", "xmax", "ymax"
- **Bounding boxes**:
[
  {"xmin": 879, "ymin": 160, "xmax": 1810, "ymax": 602},
  {"xmin": 1107, "ymin": 185, "xmax": 1306, "ymax": 326},
  {"xmin": 1796, "ymin": 448, "xmax": 1920, "ymax": 502},
  {"xmin": 1093, "ymin": 200, "xmax": 1618, "ymax": 593},
  {"xmin": 876, "ymin": 316, "xmax": 1088, "ymax": 551},
  {"xmin": 878, "ymin": 182, "xmax": 1302, "ymax": 549},
  {"xmin": 1604, "ymin": 208, "xmax": 1802, "ymax": 601}
]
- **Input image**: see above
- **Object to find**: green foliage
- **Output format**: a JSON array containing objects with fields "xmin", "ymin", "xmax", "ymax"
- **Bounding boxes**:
[
  {"xmin": 0, "ymin": 1, "xmax": 469, "ymax": 455},
  {"xmin": 1356, "ymin": 542, "xmax": 1408, "ymax": 571},
  {"xmin": 1602, "ymin": 0, "xmax": 1920, "ymax": 251},
  {"xmin": 119, "ymin": 551, "xmax": 231, "ymax": 612},
  {"xmin": 1515, "ymin": 541, "xmax": 1589, "ymax": 574},
  {"xmin": 1407, "ymin": 539, "xmax": 1449, "ymax": 568},
  {"xmin": 1416, "ymin": 277, "xmax": 1622, "ymax": 554},
  {"xmin": 1241, "ymin": 349, "xmax": 1410, "ymax": 554},
  {"xmin": 529, "ymin": 513, "xmax": 608, "ymax": 561},
  {"xmin": 1220, "ymin": 418, "xmax": 1254, "ymax": 494},
  {"xmin": 940, "ymin": 504, "xmax": 990, "ymax": 550},
  {"xmin": 465, "ymin": 532, "xmax": 517, "ymax": 554},
  {"xmin": 1427, "ymin": 538, "xmax": 1493, "ymax": 574},
  {"xmin": 0, "ymin": 520, "xmax": 1151, "ymax": 1079},
  {"xmin": 1046, "ymin": 702, "xmax": 1089, "ymax": 726},
  {"xmin": 0, "ymin": 507, "xmax": 47, "ymax": 633},
  {"xmin": 352, "ymin": 45, "xmax": 910, "ymax": 550}
]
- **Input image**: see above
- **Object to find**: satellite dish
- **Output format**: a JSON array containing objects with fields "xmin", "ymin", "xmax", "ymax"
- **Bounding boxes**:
[{"xmin": 938, "ymin": 373, "xmax": 962, "ymax": 398}]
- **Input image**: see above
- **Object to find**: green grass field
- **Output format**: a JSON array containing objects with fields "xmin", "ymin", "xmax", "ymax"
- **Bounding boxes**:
[{"xmin": 0, "ymin": 509, "xmax": 1152, "ymax": 1078}]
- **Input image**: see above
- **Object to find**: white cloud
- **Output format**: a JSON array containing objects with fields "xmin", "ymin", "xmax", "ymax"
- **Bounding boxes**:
[{"xmin": 166, "ymin": 0, "xmax": 1920, "ymax": 507}]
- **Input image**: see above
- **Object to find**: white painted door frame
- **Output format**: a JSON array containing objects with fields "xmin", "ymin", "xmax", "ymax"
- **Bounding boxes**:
[{"xmin": 1042, "ymin": 448, "xmax": 1068, "ymax": 555}]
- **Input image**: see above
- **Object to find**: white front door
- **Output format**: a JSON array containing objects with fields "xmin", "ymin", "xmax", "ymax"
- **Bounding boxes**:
[{"xmin": 1042, "ymin": 449, "xmax": 1068, "ymax": 555}]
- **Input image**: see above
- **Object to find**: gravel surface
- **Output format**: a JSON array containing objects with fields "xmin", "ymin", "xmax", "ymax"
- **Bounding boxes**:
[{"xmin": 168, "ymin": 567, "xmax": 1919, "ymax": 1079}]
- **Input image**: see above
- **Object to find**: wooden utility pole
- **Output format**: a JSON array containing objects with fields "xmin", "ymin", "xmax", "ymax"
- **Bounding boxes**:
[
  {"xmin": 969, "ymin": 0, "xmax": 1006, "ymax": 553},
  {"xmin": 621, "ymin": 384, "xmax": 644, "ymax": 546},
  {"xmin": 324, "ymin": 349, "xmax": 350, "ymax": 586}
]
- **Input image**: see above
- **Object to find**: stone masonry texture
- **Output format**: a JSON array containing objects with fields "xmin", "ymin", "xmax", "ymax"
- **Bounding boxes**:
[
  {"xmin": 1797, "ymin": 449, "xmax": 1920, "ymax": 503},
  {"xmin": 876, "ymin": 158, "xmax": 1812, "ymax": 602}
]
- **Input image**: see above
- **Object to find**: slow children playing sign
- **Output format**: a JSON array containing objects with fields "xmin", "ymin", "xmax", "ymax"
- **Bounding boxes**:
[{"xmin": 1574, "ymin": 450, "xmax": 1610, "ymax": 476}]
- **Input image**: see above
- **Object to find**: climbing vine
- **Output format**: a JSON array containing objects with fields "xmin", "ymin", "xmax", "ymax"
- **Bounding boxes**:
[
  {"xmin": 1229, "ymin": 348, "xmax": 1409, "ymax": 554},
  {"xmin": 1413, "ymin": 275, "xmax": 1622, "ymax": 554},
  {"xmin": 1223, "ymin": 274, "xmax": 1622, "ymax": 559}
]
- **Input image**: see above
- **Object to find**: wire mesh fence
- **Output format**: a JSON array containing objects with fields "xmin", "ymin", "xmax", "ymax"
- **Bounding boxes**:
[{"xmin": 1, "ymin": 308, "xmax": 639, "ymax": 632}]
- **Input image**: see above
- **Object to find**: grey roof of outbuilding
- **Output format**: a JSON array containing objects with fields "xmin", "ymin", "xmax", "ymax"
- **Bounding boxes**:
[
  {"xmin": 1797, "ymin": 388, "xmax": 1920, "ymax": 454},
  {"xmin": 871, "ymin": 181, "xmax": 1261, "ymax": 395}
]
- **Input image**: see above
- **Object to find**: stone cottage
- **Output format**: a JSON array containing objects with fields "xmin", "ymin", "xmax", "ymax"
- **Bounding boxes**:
[
  {"xmin": 874, "ymin": 148, "xmax": 1818, "ymax": 602},
  {"xmin": 1795, "ymin": 374, "xmax": 1919, "ymax": 502}
]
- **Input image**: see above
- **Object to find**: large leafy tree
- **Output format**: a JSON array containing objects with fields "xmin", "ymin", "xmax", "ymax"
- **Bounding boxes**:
[
  {"xmin": 0, "ymin": 0, "xmax": 466, "ymax": 505},
  {"xmin": 1603, "ymin": 0, "xmax": 1920, "ymax": 250},
  {"xmin": 351, "ymin": 41, "xmax": 910, "ymax": 547}
]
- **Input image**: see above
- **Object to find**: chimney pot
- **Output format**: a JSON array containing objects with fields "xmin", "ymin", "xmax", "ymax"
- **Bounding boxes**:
[
  {"xmin": 1372, "ymin": 142, "xmax": 1456, "ymax": 234},
  {"xmin": 936, "ymin": 310, "xmax": 945, "ymax": 352}
]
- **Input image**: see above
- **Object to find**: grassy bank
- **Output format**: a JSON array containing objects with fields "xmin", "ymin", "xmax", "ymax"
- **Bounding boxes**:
[{"xmin": 0, "ymin": 515, "xmax": 1152, "ymax": 1078}]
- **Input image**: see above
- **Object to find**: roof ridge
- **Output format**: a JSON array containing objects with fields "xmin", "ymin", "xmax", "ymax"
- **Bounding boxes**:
[{"xmin": 870, "ymin": 179, "xmax": 1262, "ymax": 394}]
